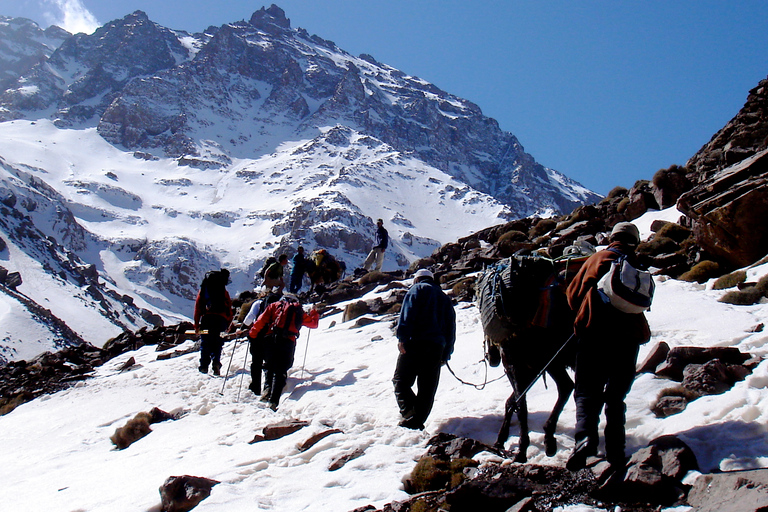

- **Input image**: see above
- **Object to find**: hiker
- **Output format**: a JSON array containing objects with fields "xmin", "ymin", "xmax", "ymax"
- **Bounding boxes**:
[
  {"xmin": 236, "ymin": 293, "xmax": 281, "ymax": 396},
  {"xmin": 248, "ymin": 293, "xmax": 319, "ymax": 410},
  {"xmin": 289, "ymin": 246, "xmax": 308, "ymax": 294},
  {"xmin": 194, "ymin": 269, "xmax": 234, "ymax": 376},
  {"xmin": 565, "ymin": 222, "xmax": 651, "ymax": 471},
  {"xmin": 363, "ymin": 219, "xmax": 388, "ymax": 272},
  {"xmin": 393, "ymin": 268, "xmax": 456, "ymax": 429},
  {"xmin": 263, "ymin": 254, "xmax": 288, "ymax": 292}
]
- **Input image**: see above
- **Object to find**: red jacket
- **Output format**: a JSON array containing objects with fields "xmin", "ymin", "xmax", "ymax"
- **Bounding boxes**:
[
  {"xmin": 249, "ymin": 300, "xmax": 319, "ymax": 342},
  {"xmin": 193, "ymin": 290, "xmax": 233, "ymax": 328},
  {"xmin": 566, "ymin": 242, "xmax": 650, "ymax": 344}
]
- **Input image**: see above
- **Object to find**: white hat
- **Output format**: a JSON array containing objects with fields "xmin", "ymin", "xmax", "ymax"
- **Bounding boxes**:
[{"xmin": 414, "ymin": 268, "xmax": 434, "ymax": 280}]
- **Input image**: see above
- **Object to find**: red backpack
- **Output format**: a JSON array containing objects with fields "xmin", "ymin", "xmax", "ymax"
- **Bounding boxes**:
[{"xmin": 271, "ymin": 299, "xmax": 304, "ymax": 338}]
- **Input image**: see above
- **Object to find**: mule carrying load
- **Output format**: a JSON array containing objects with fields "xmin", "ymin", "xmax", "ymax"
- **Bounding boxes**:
[{"xmin": 475, "ymin": 244, "xmax": 592, "ymax": 462}]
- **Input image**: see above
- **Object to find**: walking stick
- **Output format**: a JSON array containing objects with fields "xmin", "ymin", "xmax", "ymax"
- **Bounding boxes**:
[
  {"xmin": 236, "ymin": 341, "xmax": 249, "ymax": 402},
  {"xmin": 300, "ymin": 329, "xmax": 312, "ymax": 379},
  {"xmin": 219, "ymin": 337, "xmax": 240, "ymax": 395}
]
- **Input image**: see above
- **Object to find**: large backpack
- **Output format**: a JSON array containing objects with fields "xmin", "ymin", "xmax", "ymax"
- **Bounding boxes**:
[
  {"xmin": 476, "ymin": 256, "xmax": 554, "ymax": 344},
  {"xmin": 270, "ymin": 299, "xmax": 304, "ymax": 339},
  {"xmin": 597, "ymin": 249, "xmax": 655, "ymax": 314},
  {"xmin": 200, "ymin": 269, "xmax": 229, "ymax": 314}
]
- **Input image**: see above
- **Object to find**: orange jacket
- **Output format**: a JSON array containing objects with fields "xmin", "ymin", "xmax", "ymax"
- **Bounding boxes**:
[{"xmin": 566, "ymin": 242, "xmax": 650, "ymax": 343}]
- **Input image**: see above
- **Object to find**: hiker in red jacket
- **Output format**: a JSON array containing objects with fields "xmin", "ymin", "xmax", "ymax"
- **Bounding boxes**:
[
  {"xmin": 565, "ymin": 222, "xmax": 651, "ymax": 472},
  {"xmin": 248, "ymin": 294, "xmax": 319, "ymax": 410},
  {"xmin": 194, "ymin": 269, "xmax": 234, "ymax": 376}
]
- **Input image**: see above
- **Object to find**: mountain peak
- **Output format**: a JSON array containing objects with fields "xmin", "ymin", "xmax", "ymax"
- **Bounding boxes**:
[{"xmin": 249, "ymin": 4, "xmax": 291, "ymax": 33}]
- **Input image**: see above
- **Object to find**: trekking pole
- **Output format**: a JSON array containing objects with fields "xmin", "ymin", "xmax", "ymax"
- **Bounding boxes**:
[
  {"xmin": 220, "ymin": 337, "xmax": 240, "ymax": 395},
  {"xmin": 507, "ymin": 333, "xmax": 577, "ymax": 415},
  {"xmin": 300, "ymin": 330, "xmax": 312, "ymax": 379},
  {"xmin": 236, "ymin": 342, "xmax": 249, "ymax": 402}
]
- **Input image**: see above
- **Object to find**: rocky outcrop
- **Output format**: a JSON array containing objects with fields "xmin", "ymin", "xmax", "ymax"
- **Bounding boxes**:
[
  {"xmin": 678, "ymin": 148, "xmax": 768, "ymax": 268},
  {"xmin": 0, "ymin": 11, "xmax": 195, "ymax": 124},
  {"xmin": 0, "ymin": 16, "xmax": 70, "ymax": 91},
  {"xmin": 676, "ymin": 76, "xmax": 768, "ymax": 269}
]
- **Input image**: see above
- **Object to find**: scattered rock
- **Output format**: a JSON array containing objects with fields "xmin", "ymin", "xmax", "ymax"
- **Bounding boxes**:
[
  {"xmin": 298, "ymin": 428, "xmax": 343, "ymax": 452},
  {"xmin": 159, "ymin": 475, "xmax": 219, "ymax": 512},
  {"xmin": 329, "ymin": 447, "xmax": 365, "ymax": 471}
]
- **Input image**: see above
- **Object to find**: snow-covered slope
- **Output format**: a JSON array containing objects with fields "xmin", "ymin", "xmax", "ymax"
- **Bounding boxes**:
[{"xmin": 2, "ymin": 218, "xmax": 767, "ymax": 510}]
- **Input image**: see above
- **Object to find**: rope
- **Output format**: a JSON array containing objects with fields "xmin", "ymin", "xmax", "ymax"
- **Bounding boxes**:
[{"xmin": 445, "ymin": 359, "xmax": 506, "ymax": 390}]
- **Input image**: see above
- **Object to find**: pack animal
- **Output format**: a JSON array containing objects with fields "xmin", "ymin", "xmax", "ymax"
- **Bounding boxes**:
[
  {"xmin": 305, "ymin": 249, "xmax": 345, "ymax": 293},
  {"xmin": 477, "ymin": 254, "xmax": 584, "ymax": 462}
]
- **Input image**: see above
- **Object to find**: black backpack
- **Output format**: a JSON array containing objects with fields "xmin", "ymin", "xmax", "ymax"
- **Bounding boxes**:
[{"xmin": 200, "ymin": 269, "xmax": 229, "ymax": 314}]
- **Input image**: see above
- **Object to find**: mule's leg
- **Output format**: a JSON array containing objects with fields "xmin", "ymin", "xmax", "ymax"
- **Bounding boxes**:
[
  {"xmin": 542, "ymin": 366, "xmax": 574, "ymax": 457},
  {"xmin": 514, "ymin": 392, "xmax": 530, "ymax": 463},
  {"xmin": 494, "ymin": 391, "xmax": 516, "ymax": 452}
]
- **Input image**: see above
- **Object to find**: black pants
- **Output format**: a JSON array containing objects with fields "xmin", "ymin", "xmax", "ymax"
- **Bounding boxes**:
[
  {"xmin": 392, "ymin": 342, "xmax": 443, "ymax": 426},
  {"xmin": 263, "ymin": 335, "xmax": 296, "ymax": 406},
  {"xmin": 573, "ymin": 335, "xmax": 639, "ymax": 464},
  {"xmin": 199, "ymin": 315, "xmax": 228, "ymax": 371},
  {"xmin": 249, "ymin": 335, "xmax": 266, "ymax": 392}
]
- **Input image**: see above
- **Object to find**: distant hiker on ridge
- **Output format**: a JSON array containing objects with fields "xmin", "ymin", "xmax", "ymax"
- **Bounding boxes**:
[
  {"xmin": 194, "ymin": 269, "xmax": 234, "ymax": 376},
  {"xmin": 363, "ymin": 218, "xmax": 388, "ymax": 272},
  {"xmin": 393, "ymin": 268, "xmax": 456, "ymax": 430},
  {"xmin": 248, "ymin": 293, "xmax": 319, "ymax": 410},
  {"xmin": 289, "ymin": 246, "xmax": 308, "ymax": 294},
  {"xmin": 565, "ymin": 222, "xmax": 651, "ymax": 473}
]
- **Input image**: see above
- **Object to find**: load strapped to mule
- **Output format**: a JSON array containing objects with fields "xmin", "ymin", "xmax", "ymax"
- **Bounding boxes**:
[{"xmin": 476, "ymin": 244, "xmax": 593, "ymax": 357}]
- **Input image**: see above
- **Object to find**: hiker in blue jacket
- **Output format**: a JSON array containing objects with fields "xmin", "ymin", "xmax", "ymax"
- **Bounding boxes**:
[
  {"xmin": 393, "ymin": 268, "xmax": 456, "ymax": 429},
  {"xmin": 363, "ymin": 219, "xmax": 389, "ymax": 271}
]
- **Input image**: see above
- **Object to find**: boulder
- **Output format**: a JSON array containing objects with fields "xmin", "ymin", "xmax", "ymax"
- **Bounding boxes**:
[
  {"xmin": 687, "ymin": 469, "xmax": 768, "ymax": 512},
  {"xmin": 159, "ymin": 475, "xmax": 219, "ymax": 512}
]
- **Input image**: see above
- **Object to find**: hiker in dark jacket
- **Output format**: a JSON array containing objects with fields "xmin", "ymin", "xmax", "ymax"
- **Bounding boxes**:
[
  {"xmin": 289, "ymin": 247, "xmax": 308, "ymax": 294},
  {"xmin": 565, "ymin": 222, "xmax": 651, "ymax": 471},
  {"xmin": 363, "ymin": 219, "xmax": 389, "ymax": 272},
  {"xmin": 194, "ymin": 269, "xmax": 234, "ymax": 376},
  {"xmin": 248, "ymin": 294, "xmax": 319, "ymax": 410},
  {"xmin": 393, "ymin": 268, "xmax": 456, "ymax": 429}
]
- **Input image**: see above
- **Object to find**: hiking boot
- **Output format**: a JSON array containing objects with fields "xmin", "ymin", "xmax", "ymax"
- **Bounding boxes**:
[
  {"xmin": 260, "ymin": 389, "xmax": 271, "ymax": 402},
  {"xmin": 566, "ymin": 439, "xmax": 597, "ymax": 471},
  {"xmin": 198, "ymin": 365, "xmax": 208, "ymax": 374},
  {"xmin": 249, "ymin": 382, "xmax": 261, "ymax": 395},
  {"xmin": 269, "ymin": 402, "xmax": 278, "ymax": 411},
  {"xmin": 398, "ymin": 418, "xmax": 425, "ymax": 430},
  {"xmin": 212, "ymin": 362, "xmax": 222, "ymax": 376}
]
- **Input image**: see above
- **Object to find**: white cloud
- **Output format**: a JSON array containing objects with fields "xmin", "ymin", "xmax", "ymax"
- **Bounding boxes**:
[{"xmin": 42, "ymin": 0, "xmax": 100, "ymax": 34}]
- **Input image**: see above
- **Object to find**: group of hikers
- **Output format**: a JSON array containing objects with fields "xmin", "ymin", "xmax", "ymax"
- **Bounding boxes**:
[{"xmin": 192, "ymin": 218, "xmax": 649, "ymax": 474}]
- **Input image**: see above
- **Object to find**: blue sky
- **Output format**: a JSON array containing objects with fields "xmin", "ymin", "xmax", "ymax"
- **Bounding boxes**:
[{"xmin": 2, "ymin": 0, "xmax": 767, "ymax": 195}]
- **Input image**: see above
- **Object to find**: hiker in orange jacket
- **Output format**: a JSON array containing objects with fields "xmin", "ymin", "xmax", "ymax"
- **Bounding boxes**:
[
  {"xmin": 565, "ymin": 222, "xmax": 650, "ymax": 472},
  {"xmin": 248, "ymin": 294, "xmax": 319, "ymax": 410}
]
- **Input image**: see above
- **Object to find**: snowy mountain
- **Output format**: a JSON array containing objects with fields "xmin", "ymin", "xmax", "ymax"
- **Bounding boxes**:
[{"xmin": 0, "ymin": 5, "xmax": 600, "ymax": 359}]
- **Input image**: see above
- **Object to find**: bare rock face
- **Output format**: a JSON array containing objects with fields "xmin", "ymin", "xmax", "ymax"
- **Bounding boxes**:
[
  {"xmin": 678, "ymin": 148, "xmax": 768, "ymax": 268},
  {"xmin": 687, "ymin": 469, "xmax": 768, "ymax": 512}
]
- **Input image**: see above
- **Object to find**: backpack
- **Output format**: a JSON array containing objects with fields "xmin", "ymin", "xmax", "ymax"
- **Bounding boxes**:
[
  {"xmin": 597, "ymin": 249, "xmax": 655, "ymax": 314},
  {"xmin": 260, "ymin": 256, "xmax": 278, "ymax": 279},
  {"xmin": 200, "ymin": 270, "xmax": 228, "ymax": 314},
  {"xmin": 271, "ymin": 299, "xmax": 304, "ymax": 339},
  {"xmin": 476, "ymin": 256, "xmax": 554, "ymax": 344}
]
